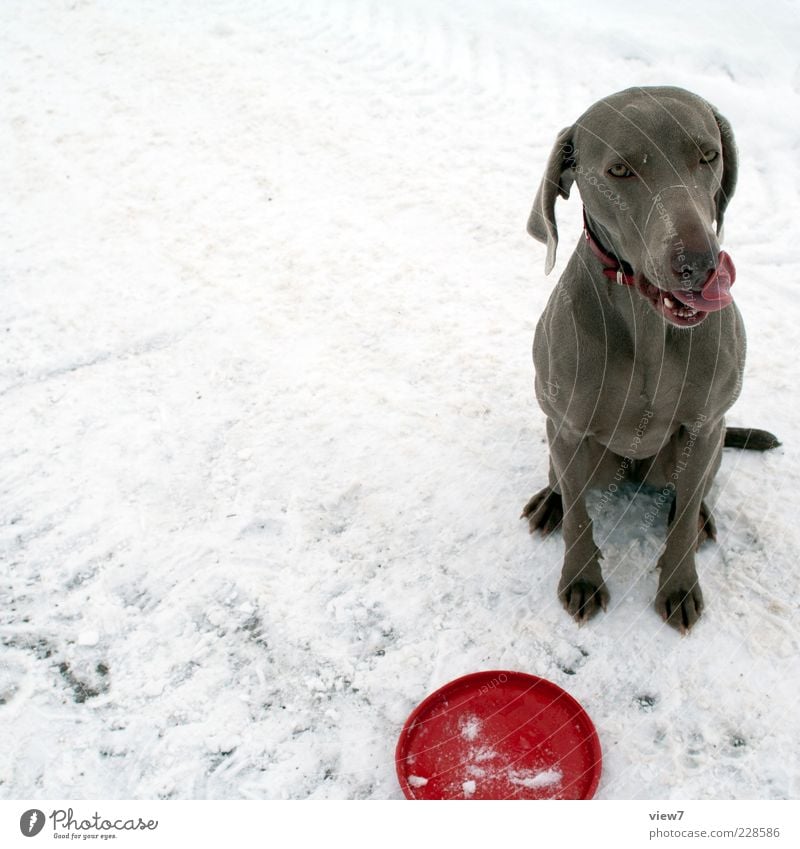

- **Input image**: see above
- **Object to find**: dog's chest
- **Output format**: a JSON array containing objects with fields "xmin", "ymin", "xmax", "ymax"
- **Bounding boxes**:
[
  {"xmin": 588, "ymin": 362, "xmax": 726, "ymax": 456},
  {"xmin": 535, "ymin": 306, "xmax": 744, "ymax": 457}
]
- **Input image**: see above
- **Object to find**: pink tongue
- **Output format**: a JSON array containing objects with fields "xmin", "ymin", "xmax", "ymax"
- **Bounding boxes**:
[{"xmin": 672, "ymin": 251, "xmax": 736, "ymax": 312}]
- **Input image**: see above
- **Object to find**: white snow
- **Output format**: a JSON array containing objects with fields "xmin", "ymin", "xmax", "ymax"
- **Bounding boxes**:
[
  {"xmin": 472, "ymin": 747, "xmax": 498, "ymax": 763},
  {"xmin": 1, "ymin": 0, "xmax": 799, "ymax": 800},
  {"xmin": 462, "ymin": 780, "xmax": 476, "ymax": 796},
  {"xmin": 459, "ymin": 715, "xmax": 481, "ymax": 741},
  {"xmin": 508, "ymin": 768, "xmax": 563, "ymax": 789},
  {"xmin": 407, "ymin": 775, "xmax": 428, "ymax": 788}
]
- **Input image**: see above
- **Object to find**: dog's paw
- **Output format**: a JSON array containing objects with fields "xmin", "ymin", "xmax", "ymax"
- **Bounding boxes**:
[
  {"xmin": 558, "ymin": 577, "xmax": 609, "ymax": 624},
  {"xmin": 521, "ymin": 487, "xmax": 563, "ymax": 535},
  {"xmin": 655, "ymin": 584, "xmax": 704, "ymax": 633}
]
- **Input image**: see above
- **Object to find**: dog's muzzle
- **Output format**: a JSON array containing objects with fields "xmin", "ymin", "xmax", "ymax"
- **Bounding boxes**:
[{"xmin": 671, "ymin": 251, "xmax": 735, "ymax": 312}]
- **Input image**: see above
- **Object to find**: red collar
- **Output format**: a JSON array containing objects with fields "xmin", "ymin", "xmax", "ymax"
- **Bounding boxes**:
[{"xmin": 582, "ymin": 209, "xmax": 636, "ymax": 286}]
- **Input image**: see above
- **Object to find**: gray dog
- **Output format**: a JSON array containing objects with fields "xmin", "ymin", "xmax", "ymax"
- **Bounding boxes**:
[{"xmin": 523, "ymin": 86, "xmax": 778, "ymax": 632}]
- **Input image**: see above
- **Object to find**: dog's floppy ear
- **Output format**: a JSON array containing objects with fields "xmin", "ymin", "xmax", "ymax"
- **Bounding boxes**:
[
  {"xmin": 711, "ymin": 106, "xmax": 738, "ymax": 238},
  {"xmin": 527, "ymin": 126, "xmax": 576, "ymax": 274}
]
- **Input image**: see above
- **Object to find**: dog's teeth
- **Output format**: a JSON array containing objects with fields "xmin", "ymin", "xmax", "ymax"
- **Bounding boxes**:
[{"xmin": 663, "ymin": 297, "xmax": 674, "ymax": 308}]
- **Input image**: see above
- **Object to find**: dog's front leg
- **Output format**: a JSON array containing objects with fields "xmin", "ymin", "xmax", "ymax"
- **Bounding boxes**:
[
  {"xmin": 655, "ymin": 422, "xmax": 723, "ymax": 632},
  {"xmin": 548, "ymin": 420, "xmax": 609, "ymax": 622}
]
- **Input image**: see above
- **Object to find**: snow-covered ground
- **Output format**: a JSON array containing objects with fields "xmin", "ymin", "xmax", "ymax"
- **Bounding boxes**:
[{"xmin": 1, "ymin": 0, "xmax": 799, "ymax": 800}]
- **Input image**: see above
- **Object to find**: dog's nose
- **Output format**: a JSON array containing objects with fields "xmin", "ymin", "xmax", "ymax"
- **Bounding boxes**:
[{"xmin": 672, "ymin": 248, "xmax": 717, "ymax": 288}]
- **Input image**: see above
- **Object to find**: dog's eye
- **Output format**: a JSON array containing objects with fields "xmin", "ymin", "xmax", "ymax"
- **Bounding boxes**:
[
  {"xmin": 607, "ymin": 163, "xmax": 633, "ymax": 178},
  {"xmin": 700, "ymin": 150, "xmax": 719, "ymax": 164}
]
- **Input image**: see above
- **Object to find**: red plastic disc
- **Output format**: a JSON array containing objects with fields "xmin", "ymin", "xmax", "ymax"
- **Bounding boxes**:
[{"xmin": 395, "ymin": 671, "xmax": 602, "ymax": 800}]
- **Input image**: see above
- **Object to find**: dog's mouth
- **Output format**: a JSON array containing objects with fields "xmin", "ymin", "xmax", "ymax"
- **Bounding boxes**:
[
  {"xmin": 636, "ymin": 251, "xmax": 736, "ymax": 328},
  {"xmin": 637, "ymin": 280, "xmax": 708, "ymax": 327}
]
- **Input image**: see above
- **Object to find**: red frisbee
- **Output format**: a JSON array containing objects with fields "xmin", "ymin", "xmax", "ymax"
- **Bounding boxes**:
[{"xmin": 395, "ymin": 670, "xmax": 602, "ymax": 800}]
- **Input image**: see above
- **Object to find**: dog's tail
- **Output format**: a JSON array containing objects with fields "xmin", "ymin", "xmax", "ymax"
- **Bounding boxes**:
[{"xmin": 724, "ymin": 427, "xmax": 781, "ymax": 451}]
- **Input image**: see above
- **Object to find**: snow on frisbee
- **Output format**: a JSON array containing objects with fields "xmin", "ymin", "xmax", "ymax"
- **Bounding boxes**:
[{"xmin": 395, "ymin": 671, "xmax": 601, "ymax": 799}]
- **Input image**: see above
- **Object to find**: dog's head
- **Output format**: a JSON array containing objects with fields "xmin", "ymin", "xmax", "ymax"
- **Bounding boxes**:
[{"xmin": 528, "ymin": 86, "xmax": 738, "ymax": 327}]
